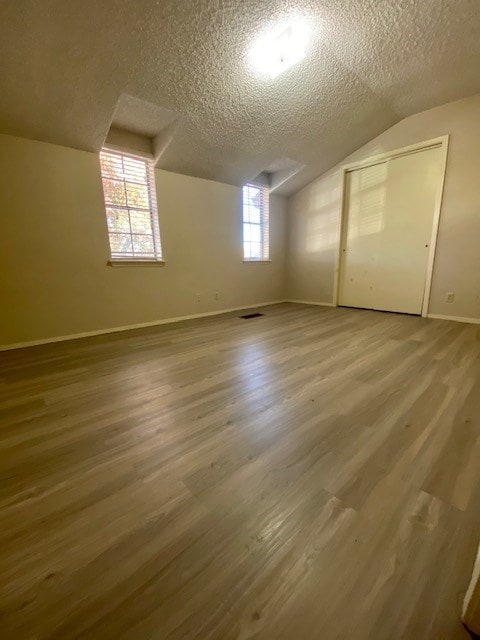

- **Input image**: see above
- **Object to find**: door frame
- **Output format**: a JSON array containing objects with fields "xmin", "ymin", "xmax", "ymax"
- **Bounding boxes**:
[{"xmin": 332, "ymin": 135, "xmax": 450, "ymax": 317}]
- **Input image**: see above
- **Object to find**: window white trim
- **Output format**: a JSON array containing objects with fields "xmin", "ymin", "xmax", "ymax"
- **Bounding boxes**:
[
  {"xmin": 107, "ymin": 259, "xmax": 165, "ymax": 267},
  {"xmin": 99, "ymin": 148, "xmax": 163, "ymax": 262},
  {"xmin": 101, "ymin": 143, "xmax": 154, "ymax": 161},
  {"xmin": 242, "ymin": 260, "xmax": 271, "ymax": 264},
  {"xmin": 242, "ymin": 183, "xmax": 270, "ymax": 261}
]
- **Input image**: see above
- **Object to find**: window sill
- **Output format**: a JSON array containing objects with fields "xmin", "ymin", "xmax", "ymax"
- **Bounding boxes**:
[
  {"xmin": 243, "ymin": 260, "xmax": 271, "ymax": 264},
  {"xmin": 107, "ymin": 259, "xmax": 165, "ymax": 267}
]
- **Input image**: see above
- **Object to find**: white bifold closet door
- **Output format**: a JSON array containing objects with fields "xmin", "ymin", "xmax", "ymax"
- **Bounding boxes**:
[{"xmin": 338, "ymin": 146, "xmax": 443, "ymax": 315}]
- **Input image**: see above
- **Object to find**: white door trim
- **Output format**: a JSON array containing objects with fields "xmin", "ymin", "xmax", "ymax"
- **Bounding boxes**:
[{"xmin": 332, "ymin": 135, "xmax": 449, "ymax": 317}]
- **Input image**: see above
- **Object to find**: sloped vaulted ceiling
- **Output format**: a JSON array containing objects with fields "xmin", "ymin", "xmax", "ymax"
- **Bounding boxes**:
[{"xmin": 1, "ymin": 0, "xmax": 480, "ymax": 195}]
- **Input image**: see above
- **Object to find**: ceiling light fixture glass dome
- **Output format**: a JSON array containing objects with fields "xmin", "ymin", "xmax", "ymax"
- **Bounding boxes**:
[{"xmin": 249, "ymin": 19, "xmax": 310, "ymax": 79}]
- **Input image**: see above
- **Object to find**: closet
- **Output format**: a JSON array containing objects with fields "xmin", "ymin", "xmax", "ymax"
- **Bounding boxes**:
[{"xmin": 338, "ymin": 145, "xmax": 444, "ymax": 315}]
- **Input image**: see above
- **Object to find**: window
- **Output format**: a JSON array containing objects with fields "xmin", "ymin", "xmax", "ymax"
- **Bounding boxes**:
[
  {"xmin": 242, "ymin": 183, "xmax": 269, "ymax": 261},
  {"xmin": 99, "ymin": 148, "xmax": 162, "ymax": 261}
]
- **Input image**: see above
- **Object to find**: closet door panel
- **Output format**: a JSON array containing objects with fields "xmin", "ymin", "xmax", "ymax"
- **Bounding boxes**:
[
  {"xmin": 373, "ymin": 147, "xmax": 442, "ymax": 314},
  {"xmin": 338, "ymin": 162, "xmax": 387, "ymax": 310}
]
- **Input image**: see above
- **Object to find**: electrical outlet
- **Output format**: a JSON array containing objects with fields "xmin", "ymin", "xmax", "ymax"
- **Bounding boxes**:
[
  {"xmin": 214, "ymin": 291, "xmax": 219, "ymax": 300},
  {"xmin": 445, "ymin": 292, "xmax": 454, "ymax": 303},
  {"xmin": 196, "ymin": 294, "xmax": 201, "ymax": 302}
]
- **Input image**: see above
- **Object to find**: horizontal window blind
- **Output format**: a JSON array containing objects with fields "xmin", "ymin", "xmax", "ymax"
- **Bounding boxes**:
[
  {"xmin": 242, "ymin": 183, "xmax": 270, "ymax": 261},
  {"xmin": 99, "ymin": 149, "xmax": 162, "ymax": 260}
]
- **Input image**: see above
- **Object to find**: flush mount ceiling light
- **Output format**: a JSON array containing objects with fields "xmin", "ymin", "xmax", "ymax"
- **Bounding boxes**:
[{"xmin": 250, "ymin": 19, "xmax": 310, "ymax": 79}]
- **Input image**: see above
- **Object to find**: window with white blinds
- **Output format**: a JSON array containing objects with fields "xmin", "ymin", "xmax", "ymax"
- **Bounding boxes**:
[
  {"xmin": 242, "ymin": 183, "xmax": 269, "ymax": 261},
  {"xmin": 99, "ymin": 149, "xmax": 162, "ymax": 261}
]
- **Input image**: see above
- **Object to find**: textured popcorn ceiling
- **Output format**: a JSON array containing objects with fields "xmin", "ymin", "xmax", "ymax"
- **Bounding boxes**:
[{"xmin": 1, "ymin": 0, "xmax": 480, "ymax": 195}]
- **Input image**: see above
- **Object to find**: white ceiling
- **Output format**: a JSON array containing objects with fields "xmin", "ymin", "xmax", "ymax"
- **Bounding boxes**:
[{"xmin": 1, "ymin": 0, "xmax": 480, "ymax": 195}]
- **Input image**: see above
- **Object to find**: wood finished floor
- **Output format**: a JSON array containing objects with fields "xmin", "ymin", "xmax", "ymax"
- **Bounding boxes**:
[{"xmin": 1, "ymin": 303, "xmax": 480, "ymax": 640}]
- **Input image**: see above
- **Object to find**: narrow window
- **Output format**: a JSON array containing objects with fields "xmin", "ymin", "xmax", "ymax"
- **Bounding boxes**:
[
  {"xmin": 242, "ymin": 183, "xmax": 269, "ymax": 261},
  {"xmin": 99, "ymin": 148, "xmax": 162, "ymax": 261}
]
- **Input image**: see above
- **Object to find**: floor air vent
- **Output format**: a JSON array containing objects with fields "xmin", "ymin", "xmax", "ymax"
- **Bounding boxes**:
[{"xmin": 239, "ymin": 313, "xmax": 264, "ymax": 319}]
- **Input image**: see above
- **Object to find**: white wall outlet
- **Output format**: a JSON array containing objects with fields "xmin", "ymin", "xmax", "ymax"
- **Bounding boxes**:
[
  {"xmin": 196, "ymin": 294, "xmax": 201, "ymax": 302},
  {"xmin": 214, "ymin": 291, "xmax": 219, "ymax": 300},
  {"xmin": 445, "ymin": 292, "xmax": 454, "ymax": 303}
]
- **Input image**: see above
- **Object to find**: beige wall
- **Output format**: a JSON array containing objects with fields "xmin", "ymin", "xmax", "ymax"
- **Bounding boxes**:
[
  {"xmin": 0, "ymin": 134, "xmax": 287, "ymax": 347},
  {"xmin": 287, "ymin": 94, "xmax": 480, "ymax": 321},
  {"xmin": 3, "ymin": 93, "xmax": 480, "ymax": 348}
]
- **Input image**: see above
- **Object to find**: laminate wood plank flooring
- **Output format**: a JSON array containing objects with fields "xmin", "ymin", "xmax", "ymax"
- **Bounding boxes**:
[{"xmin": 1, "ymin": 302, "xmax": 479, "ymax": 639}]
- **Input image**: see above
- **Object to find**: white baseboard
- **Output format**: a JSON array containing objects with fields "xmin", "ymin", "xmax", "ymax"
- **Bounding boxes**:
[
  {"xmin": 427, "ymin": 313, "xmax": 480, "ymax": 325},
  {"xmin": 286, "ymin": 303, "xmax": 480, "ymax": 324},
  {"xmin": 0, "ymin": 300, "xmax": 287, "ymax": 351},
  {"xmin": 285, "ymin": 299, "xmax": 336, "ymax": 307},
  {"xmin": 8, "ymin": 303, "xmax": 476, "ymax": 351}
]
